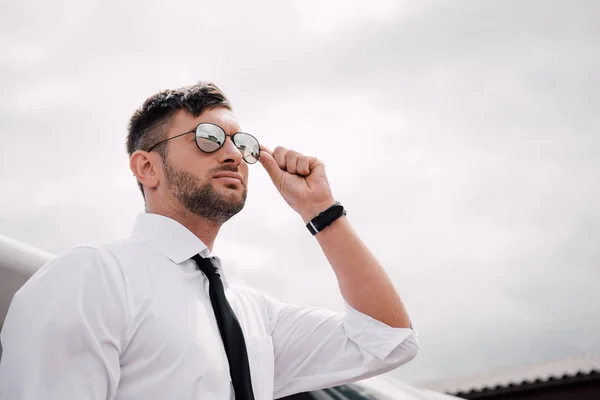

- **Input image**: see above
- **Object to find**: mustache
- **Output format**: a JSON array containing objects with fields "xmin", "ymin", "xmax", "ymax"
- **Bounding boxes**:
[{"xmin": 209, "ymin": 165, "xmax": 240, "ymax": 174}]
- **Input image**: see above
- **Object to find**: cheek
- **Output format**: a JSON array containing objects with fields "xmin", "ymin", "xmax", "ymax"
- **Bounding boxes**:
[
  {"xmin": 171, "ymin": 157, "xmax": 209, "ymax": 182},
  {"xmin": 178, "ymin": 150, "xmax": 209, "ymax": 175}
]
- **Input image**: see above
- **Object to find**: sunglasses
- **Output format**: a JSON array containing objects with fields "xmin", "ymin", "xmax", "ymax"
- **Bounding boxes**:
[{"xmin": 147, "ymin": 122, "xmax": 260, "ymax": 164}]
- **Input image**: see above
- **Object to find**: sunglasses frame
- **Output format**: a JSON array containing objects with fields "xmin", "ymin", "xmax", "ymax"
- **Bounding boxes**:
[{"xmin": 147, "ymin": 122, "xmax": 260, "ymax": 164}]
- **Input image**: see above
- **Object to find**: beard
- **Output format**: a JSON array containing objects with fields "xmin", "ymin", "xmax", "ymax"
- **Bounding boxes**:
[{"xmin": 163, "ymin": 159, "xmax": 247, "ymax": 224}]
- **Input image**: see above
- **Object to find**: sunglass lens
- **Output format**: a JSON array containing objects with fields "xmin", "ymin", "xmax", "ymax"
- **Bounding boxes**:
[
  {"xmin": 196, "ymin": 124, "xmax": 226, "ymax": 152},
  {"xmin": 233, "ymin": 133, "xmax": 260, "ymax": 164}
]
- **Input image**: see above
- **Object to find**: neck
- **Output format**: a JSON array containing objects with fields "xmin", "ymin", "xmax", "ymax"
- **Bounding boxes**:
[{"xmin": 147, "ymin": 200, "xmax": 222, "ymax": 251}]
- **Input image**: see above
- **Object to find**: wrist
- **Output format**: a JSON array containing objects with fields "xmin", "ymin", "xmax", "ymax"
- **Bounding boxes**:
[
  {"xmin": 299, "ymin": 198, "xmax": 337, "ymax": 223},
  {"xmin": 304, "ymin": 201, "xmax": 347, "ymax": 236}
]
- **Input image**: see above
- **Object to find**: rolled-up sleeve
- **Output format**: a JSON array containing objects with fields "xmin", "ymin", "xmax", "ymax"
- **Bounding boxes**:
[
  {"xmin": 265, "ymin": 293, "xmax": 419, "ymax": 399},
  {"xmin": 0, "ymin": 245, "xmax": 127, "ymax": 400},
  {"xmin": 343, "ymin": 301, "xmax": 418, "ymax": 361}
]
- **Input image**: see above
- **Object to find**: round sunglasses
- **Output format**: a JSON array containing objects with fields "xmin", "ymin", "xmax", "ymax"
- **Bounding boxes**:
[{"xmin": 147, "ymin": 122, "xmax": 260, "ymax": 164}]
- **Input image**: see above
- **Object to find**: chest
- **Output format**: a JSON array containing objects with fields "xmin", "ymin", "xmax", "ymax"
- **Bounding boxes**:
[{"xmin": 118, "ymin": 272, "xmax": 274, "ymax": 400}]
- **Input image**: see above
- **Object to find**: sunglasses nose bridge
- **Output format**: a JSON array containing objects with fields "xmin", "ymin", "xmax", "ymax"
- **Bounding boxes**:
[{"xmin": 217, "ymin": 134, "xmax": 244, "ymax": 163}]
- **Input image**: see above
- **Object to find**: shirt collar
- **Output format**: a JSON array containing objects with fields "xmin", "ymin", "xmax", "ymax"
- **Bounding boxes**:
[
  {"xmin": 131, "ymin": 213, "xmax": 211, "ymax": 264},
  {"xmin": 131, "ymin": 213, "xmax": 229, "ymax": 287}
]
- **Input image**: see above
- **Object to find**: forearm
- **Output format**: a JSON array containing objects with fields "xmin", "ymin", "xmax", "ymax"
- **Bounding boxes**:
[
  {"xmin": 258, "ymin": 147, "xmax": 412, "ymax": 328},
  {"xmin": 307, "ymin": 214, "xmax": 412, "ymax": 328}
]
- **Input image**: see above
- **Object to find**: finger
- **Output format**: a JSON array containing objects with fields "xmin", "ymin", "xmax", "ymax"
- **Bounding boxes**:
[
  {"xmin": 285, "ymin": 150, "xmax": 300, "ymax": 175},
  {"xmin": 309, "ymin": 156, "xmax": 323, "ymax": 170},
  {"xmin": 297, "ymin": 155, "xmax": 311, "ymax": 176},
  {"xmin": 258, "ymin": 149, "xmax": 283, "ymax": 184},
  {"xmin": 259, "ymin": 144, "xmax": 273, "ymax": 157},
  {"xmin": 273, "ymin": 146, "xmax": 287, "ymax": 170}
]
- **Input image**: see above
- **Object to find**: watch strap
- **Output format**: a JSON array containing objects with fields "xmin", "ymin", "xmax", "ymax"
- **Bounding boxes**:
[{"xmin": 306, "ymin": 201, "xmax": 347, "ymax": 235}]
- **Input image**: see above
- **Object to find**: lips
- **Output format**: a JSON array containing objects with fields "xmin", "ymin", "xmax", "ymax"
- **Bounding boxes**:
[{"xmin": 213, "ymin": 171, "xmax": 244, "ymax": 183}]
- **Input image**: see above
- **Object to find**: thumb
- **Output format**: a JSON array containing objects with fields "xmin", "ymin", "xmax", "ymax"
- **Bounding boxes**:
[{"xmin": 259, "ymin": 147, "xmax": 282, "ymax": 184}]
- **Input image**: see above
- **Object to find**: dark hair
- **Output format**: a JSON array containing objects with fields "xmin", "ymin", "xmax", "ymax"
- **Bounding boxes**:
[{"xmin": 126, "ymin": 81, "xmax": 232, "ymax": 198}]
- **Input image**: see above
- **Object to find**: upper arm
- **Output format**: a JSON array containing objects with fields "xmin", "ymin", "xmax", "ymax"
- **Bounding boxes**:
[{"xmin": 0, "ymin": 246, "xmax": 127, "ymax": 400}]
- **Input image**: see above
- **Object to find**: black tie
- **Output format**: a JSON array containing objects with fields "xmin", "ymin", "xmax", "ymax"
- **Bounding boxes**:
[{"xmin": 192, "ymin": 254, "xmax": 255, "ymax": 400}]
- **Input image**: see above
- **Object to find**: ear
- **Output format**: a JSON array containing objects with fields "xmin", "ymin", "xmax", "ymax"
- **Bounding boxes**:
[{"xmin": 130, "ymin": 150, "xmax": 160, "ymax": 191}]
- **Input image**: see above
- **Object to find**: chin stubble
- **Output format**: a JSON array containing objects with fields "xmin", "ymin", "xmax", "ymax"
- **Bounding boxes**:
[{"xmin": 163, "ymin": 160, "xmax": 246, "ymax": 224}]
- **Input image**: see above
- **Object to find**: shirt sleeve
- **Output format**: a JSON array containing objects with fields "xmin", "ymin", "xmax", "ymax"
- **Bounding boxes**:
[
  {"xmin": 0, "ymin": 245, "xmax": 127, "ymax": 400},
  {"xmin": 263, "ymin": 293, "xmax": 419, "ymax": 399}
]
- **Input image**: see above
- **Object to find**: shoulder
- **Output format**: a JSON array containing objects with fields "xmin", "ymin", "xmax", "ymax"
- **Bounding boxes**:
[
  {"xmin": 3, "ymin": 244, "xmax": 130, "ymax": 350},
  {"xmin": 33, "ymin": 244, "xmax": 110, "ymax": 279},
  {"xmin": 44, "ymin": 242, "xmax": 126, "ymax": 275},
  {"xmin": 44, "ymin": 237, "xmax": 154, "ymax": 283},
  {"xmin": 17, "ymin": 242, "xmax": 130, "ymax": 302}
]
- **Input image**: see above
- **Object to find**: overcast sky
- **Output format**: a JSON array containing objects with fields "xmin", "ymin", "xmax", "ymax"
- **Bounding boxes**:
[{"xmin": 1, "ymin": 0, "xmax": 599, "ymax": 386}]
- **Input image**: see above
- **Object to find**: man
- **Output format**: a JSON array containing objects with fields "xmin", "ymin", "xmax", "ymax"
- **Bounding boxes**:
[{"xmin": 0, "ymin": 82, "xmax": 418, "ymax": 399}]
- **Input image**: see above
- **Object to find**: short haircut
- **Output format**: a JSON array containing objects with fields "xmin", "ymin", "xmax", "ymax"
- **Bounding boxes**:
[{"xmin": 126, "ymin": 81, "xmax": 232, "ymax": 198}]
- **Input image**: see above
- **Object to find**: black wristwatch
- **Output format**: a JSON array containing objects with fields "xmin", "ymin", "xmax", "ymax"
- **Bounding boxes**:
[{"xmin": 306, "ymin": 201, "xmax": 347, "ymax": 235}]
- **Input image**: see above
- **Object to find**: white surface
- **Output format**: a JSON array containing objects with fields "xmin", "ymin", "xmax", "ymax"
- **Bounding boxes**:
[
  {"xmin": 360, "ymin": 374, "xmax": 460, "ymax": 399},
  {"xmin": 0, "ymin": 234, "xmax": 53, "ymax": 275},
  {"xmin": 0, "ymin": 234, "xmax": 53, "ymax": 328}
]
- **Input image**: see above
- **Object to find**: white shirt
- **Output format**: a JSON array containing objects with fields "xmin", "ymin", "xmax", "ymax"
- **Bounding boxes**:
[{"xmin": 0, "ymin": 213, "xmax": 418, "ymax": 400}]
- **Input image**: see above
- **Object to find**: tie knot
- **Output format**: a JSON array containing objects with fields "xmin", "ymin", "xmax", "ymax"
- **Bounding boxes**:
[{"xmin": 191, "ymin": 254, "xmax": 220, "ymax": 279}]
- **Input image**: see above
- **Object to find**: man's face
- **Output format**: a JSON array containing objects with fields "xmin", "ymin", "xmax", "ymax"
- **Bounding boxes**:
[{"xmin": 159, "ymin": 107, "xmax": 250, "ymax": 223}]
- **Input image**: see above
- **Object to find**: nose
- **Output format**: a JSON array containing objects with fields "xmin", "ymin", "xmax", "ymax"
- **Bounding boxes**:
[{"xmin": 217, "ymin": 135, "xmax": 243, "ymax": 165}]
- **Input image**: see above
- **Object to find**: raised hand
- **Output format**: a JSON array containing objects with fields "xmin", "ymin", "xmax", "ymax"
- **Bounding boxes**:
[{"xmin": 259, "ymin": 146, "xmax": 335, "ymax": 222}]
